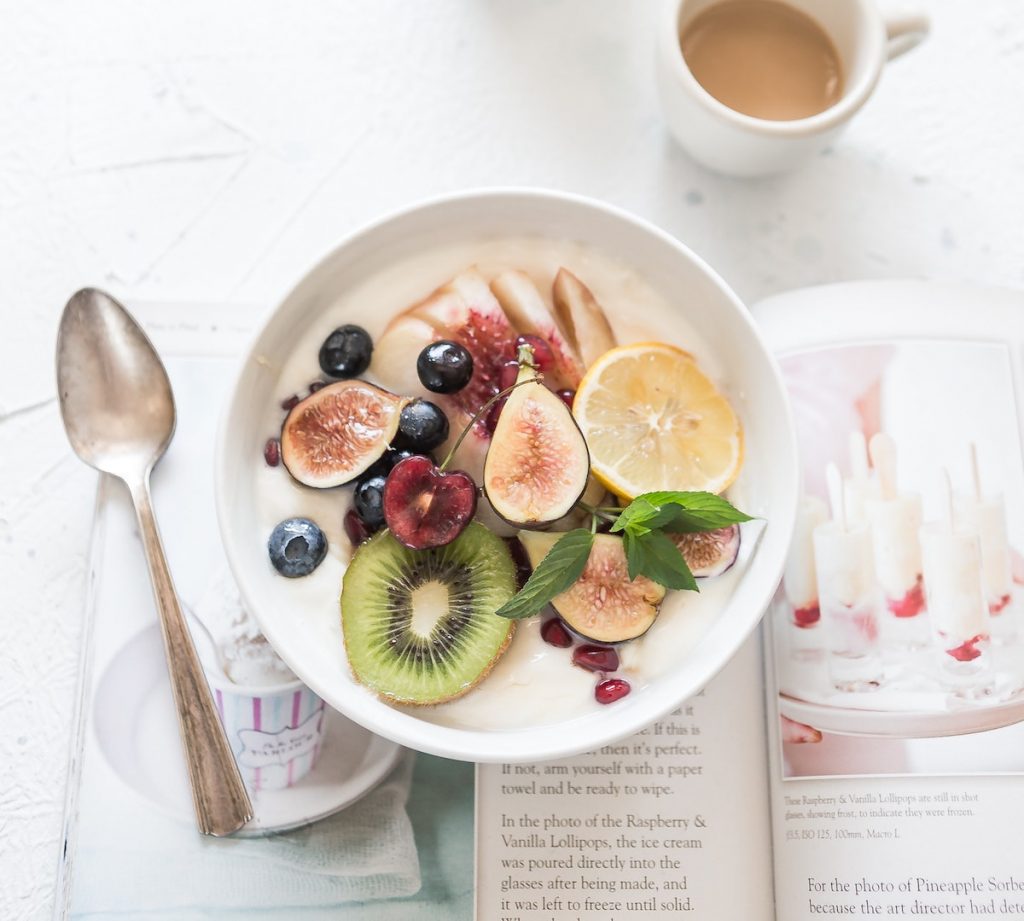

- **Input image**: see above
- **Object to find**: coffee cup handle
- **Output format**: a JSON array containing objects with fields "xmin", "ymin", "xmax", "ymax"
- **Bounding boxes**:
[{"xmin": 884, "ymin": 12, "xmax": 929, "ymax": 60}]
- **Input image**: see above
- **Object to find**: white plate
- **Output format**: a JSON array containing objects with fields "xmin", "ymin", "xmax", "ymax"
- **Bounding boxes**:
[{"xmin": 93, "ymin": 624, "xmax": 404, "ymax": 836}]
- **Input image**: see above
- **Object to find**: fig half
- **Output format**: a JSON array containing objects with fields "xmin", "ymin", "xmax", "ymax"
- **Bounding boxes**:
[
  {"xmin": 671, "ymin": 525, "xmax": 741, "ymax": 578},
  {"xmin": 483, "ymin": 360, "xmax": 590, "ymax": 528},
  {"xmin": 519, "ymin": 532, "xmax": 666, "ymax": 643},
  {"xmin": 281, "ymin": 380, "xmax": 406, "ymax": 488}
]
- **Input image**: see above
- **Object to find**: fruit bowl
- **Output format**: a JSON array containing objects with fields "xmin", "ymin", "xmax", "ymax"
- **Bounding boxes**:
[{"xmin": 215, "ymin": 188, "xmax": 799, "ymax": 763}]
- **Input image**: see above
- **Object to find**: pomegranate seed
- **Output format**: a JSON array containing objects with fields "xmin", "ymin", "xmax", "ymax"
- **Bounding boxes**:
[
  {"xmin": 515, "ymin": 334, "xmax": 554, "ymax": 375},
  {"xmin": 792, "ymin": 604, "xmax": 820, "ymax": 628},
  {"xmin": 309, "ymin": 380, "xmax": 326, "ymax": 393},
  {"xmin": 344, "ymin": 508, "xmax": 373, "ymax": 546},
  {"xmin": 595, "ymin": 678, "xmax": 631, "ymax": 704},
  {"xmin": 556, "ymin": 388, "xmax": 575, "ymax": 410},
  {"xmin": 498, "ymin": 359, "xmax": 520, "ymax": 390},
  {"xmin": 263, "ymin": 437, "xmax": 281, "ymax": 467},
  {"xmin": 541, "ymin": 618, "xmax": 573, "ymax": 648},
  {"xmin": 281, "ymin": 394, "xmax": 300, "ymax": 411},
  {"xmin": 573, "ymin": 644, "xmax": 619, "ymax": 673},
  {"xmin": 484, "ymin": 397, "xmax": 506, "ymax": 434}
]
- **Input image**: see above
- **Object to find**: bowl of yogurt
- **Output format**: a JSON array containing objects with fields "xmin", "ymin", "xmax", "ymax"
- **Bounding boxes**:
[{"xmin": 215, "ymin": 188, "xmax": 799, "ymax": 762}]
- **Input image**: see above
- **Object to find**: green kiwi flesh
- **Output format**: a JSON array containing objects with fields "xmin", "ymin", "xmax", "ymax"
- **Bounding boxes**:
[{"xmin": 341, "ymin": 521, "xmax": 516, "ymax": 704}]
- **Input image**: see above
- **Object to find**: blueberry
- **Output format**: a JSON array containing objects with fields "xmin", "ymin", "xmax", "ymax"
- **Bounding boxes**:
[
  {"xmin": 416, "ymin": 340, "xmax": 474, "ymax": 394},
  {"xmin": 353, "ymin": 473, "xmax": 388, "ymax": 530},
  {"xmin": 393, "ymin": 400, "xmax": 449, "ymax": 452},
  {"xmin": 268, "ymin": 518, "xmax": 327, "ymax": 578},
  {"xmin": 318, "ymin": 325, "xmax": 373, "ymax": 378}
]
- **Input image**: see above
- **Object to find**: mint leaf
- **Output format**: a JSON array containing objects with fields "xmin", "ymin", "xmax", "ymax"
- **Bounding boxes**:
[
  {"xmin": 623, "ymin": 530, "xmax": 698, "ymax": 591},
  {"xmin": 610, "ymin": 498, "xmax": 678, "ymax": 536},
  {"xmin": 495, "ymin": 529, "xmax": 594, "ymax": 620},
  {"xmin": 634, "ymin": 491, "xmax": 753, "ymax": 532}
]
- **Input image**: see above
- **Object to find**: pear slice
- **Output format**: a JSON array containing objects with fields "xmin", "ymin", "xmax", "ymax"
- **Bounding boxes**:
[
  {"xmin": 483, "ymin": 361, "xmax": 590, "ymax": 529},
  {"xmin": 552, "ymin": 268, "xmax": 617, "ymax": 368}
]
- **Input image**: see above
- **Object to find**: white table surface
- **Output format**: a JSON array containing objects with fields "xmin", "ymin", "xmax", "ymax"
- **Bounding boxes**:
[{"xmin": 2, "ymin": 2, "xmax": 1022, "ymax": 918}]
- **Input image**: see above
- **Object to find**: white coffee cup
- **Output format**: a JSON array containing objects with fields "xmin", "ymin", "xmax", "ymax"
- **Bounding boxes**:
[{"xmin": 656, "ymin": 0, "xmax": 928, "ymax": 177}]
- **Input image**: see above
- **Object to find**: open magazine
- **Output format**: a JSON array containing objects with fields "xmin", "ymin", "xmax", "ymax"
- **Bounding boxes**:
[{"xmin": 60, "ymin": 282, "xmax": 1024, "ymax": 920}]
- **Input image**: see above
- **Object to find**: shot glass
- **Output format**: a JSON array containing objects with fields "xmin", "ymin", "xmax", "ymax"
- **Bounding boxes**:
[
  {"xmin": 813, "ymin": 520, "xmax": 883, "ymax": 692},
  {"xmin": 919, "ymin": 522, "xmax": 994, "ymax": 698},
  {"xmin": 960, "ymin": 495, "xmax": 1016, "ymax": 643}
]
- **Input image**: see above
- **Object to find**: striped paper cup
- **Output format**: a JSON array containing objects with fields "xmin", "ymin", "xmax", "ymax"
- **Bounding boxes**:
[{"xmin": 208, "ymin": 673, "xmax": 327, "ymax": 793}]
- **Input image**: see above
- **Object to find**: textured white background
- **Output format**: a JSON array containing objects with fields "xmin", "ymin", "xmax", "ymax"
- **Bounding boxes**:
[{"xmin": 1, "ymin": 1, "xmax": 1022, "ymax": 918}]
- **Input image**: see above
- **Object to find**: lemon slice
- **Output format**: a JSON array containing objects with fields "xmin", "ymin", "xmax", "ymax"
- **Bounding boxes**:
[{"xmin": 573, "ymin": 342, "xmax": 743, "ymax": 500}]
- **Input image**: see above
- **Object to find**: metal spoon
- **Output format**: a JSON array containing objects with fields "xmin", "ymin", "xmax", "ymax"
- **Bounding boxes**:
[{"xmin": 56, "ymin": 288, "xmax": 253, "ymax": 837}]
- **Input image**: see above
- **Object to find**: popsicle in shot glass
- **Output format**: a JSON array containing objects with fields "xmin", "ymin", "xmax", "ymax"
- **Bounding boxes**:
[
  {"xmin": 784, "ymin": 495, "xmax": 828, "ymax": 660},
  {"xmin": 865, "ymin": 434, "xmax": 929, "ymax": 649},
  {"xmin": 920, "ymin": 471, "xmax": 994, "ymax": 698},
  {"xmin": 814, "ymin": 463, "xmax": 883, "ymax": 692},
  {"xmin": 843, "ymin": 431, "xmax": 881, "ymax": 526}
]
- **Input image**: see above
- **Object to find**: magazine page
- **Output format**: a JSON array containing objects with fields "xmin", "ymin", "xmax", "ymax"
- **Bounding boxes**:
[
  {"xmin": 757, "ymin": 284, "xmax": 1024, "ymax": 919},
  {"xmin": 475, "ymin": 636, "xmax": 775, "ymax": 921}
]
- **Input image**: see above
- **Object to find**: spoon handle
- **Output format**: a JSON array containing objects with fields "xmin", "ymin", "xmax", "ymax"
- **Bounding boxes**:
[{"xmin": 129, "ymin": 476, "xmax": 253, "ymax": 836}]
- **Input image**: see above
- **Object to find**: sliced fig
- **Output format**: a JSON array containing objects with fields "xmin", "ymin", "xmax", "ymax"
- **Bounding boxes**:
[
  {"xmin": 519, "ymin": 532, "xmax": 666, "ymax": 643},
  {"xmin": 552, "ymin": 268, "xmax": 617, "ymax": 368},
  {"xmin": 489, "ymin": 270, "xmax": 584, "ymax": 388},
  {"xmin": 280, "ymin": 380, "xmax": 406, "ymax": 488},
  {"xmin": 483, "ymin": 360, "xmax": 590, "ymax": 528},
  {"xmin": 671, "ymin": 525, "xmax": 741, "ymax": 578}
]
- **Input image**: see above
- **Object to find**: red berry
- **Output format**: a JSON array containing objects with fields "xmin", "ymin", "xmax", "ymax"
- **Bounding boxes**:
[
  {"xmin": 281, "ymin": 394, "xmax": 300, "ymax": 411},
  {"xmin": 344, "ymin": 508, "xmax": 373, "ymax": 546},
  {"xmin": 572, "ymin": 644, "xmax": 619, "ymax": 673},
  {"xmin": 595, "ymin": 678, "xmax": 631, "ymax": 704},
  {"xmin": 484, "ymin": 397, "xmax": 506, "ymax": 434},
  {"xmin": 498, "ymin": 359, "xmax": 520, "ymax": 390},
  {"xmin": 541, "ymin": 619, "xmax": 573, "ymax": 648},
  {"xmin": 556, "ymin": 388, "xmax": 575, "ymax": 409},
  {"xmin": 792, "ymin": 604, "xmax": 820, "ymax": 628},
  {"xmin": 515, "ymin": 334, "xmax": 554, "ymax": 375},
  {"xmin": 309, "ymin": 380, "xmax": 326, "ymax": 394},
  {"xmin": 263, "ymin": 437, "xmax": 281, "ymax": 467}
]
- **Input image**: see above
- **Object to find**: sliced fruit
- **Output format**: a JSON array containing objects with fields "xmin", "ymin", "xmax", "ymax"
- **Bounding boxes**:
[
  {"xmin": 280, "ymin": 380, "xmax": 406, "ymax": 488},
  {"xmin": 671, "ymin": 525, "xmax": 741, "ymax": 578},
  {"xmin": 490, "ymin": 270, "xmax": 583, "ymax": 388},
  {"xmin": 383, "ymin": 455, "xmax": 478, "ymax": 550},
  {"xmin": 483, "ymin": 359, "xmax": 590, "ymax": 528},
  {"xmin": 573, "ymin": 342, "xmax": 743, "ymax": 499},
  {"xmin": 552, "ymin": 268, "xmax": 617, "ymax": 368},
  {"xmin": 519, "ymin": 532, "xmax": 666, "ymax": 643},
  {"xmin": 341, "ymin": 522, "xmax": 516, "ymax": 705}
]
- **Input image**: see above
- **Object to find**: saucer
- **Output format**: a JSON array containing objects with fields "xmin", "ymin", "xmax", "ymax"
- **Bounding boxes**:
[{"xmin": 92, "ymin": 624, "xmax": 404, "ymax": 836}]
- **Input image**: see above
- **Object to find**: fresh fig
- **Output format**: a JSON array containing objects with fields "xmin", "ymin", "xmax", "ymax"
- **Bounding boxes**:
[
  {"xmin": 519, "ymin": 532, "xmax": 666, "ymax": 643},
  {"xmin": 671, "ymin": 525, "xmax": 741, "ymax": 578},
  {"xmin": 280, "ymin": 380, "xmax": 406, "ymax": 488},
  {"xmin": 483, "ymin": 359, "xmax": 590, "ymax": 528},
  {"xmin": 551, "ymin": 268, "xmax": 617, "ymax": 368}
]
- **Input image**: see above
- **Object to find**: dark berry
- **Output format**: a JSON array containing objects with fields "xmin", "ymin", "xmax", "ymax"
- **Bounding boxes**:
[
  {"xmin": 309, "ymin": 380, "xmax": 326, "ymax": 393},
  {"xmin": 393, "ymin": 399, "xmax": 449, "ymax": 452},
  {"xmin": 417, "ymin": 340, "xmax": 474, "ymax": 394},
  {"xmin": 319, "ymin": 324, "xmax": 373, "ymax": 379},
  {"xmin": 505, "ymin": 537, "xmax": 532, "ymax": 590},
  {"xmin": 353, "ymin": 474, "xmax": 388, "ymax": 531},
  {"xmin": 498, "ymin": 359, "xmax": 520, "ymax": 390},
  {"xmin": 364, "ymin": 447, "xmax": 430, "ymax": 480},
  {"xmin": 344, "ymin": 508, "xmax": 374, "ymax": 545},
  {"xmin": 281, "ymin": 394, "xmax": 300, "ymax": 411},
  {"xmin": 595, "ymin": 678, "xmax": 631, "ymax": 704},
  {"xmin": 572, "ymin": 644, "xmax": 619, "ymax": 673},
  {"xmin": 263, "ymin": 438, "xmax": 280, "ymax": 467},
  {"xmin": 268, "ymin": 518, "xmax": 327, "ymax": 578},
  {"xmin": 515, "ymin": 334, "xmax": 554, "ymax": 375},
  {"xmin": 541, "ymin": 618, "xmax": 573, "ymax": 648},
  {"xmin": 556, "ymin": 389, "xmax": 575, "ymax": 409}
]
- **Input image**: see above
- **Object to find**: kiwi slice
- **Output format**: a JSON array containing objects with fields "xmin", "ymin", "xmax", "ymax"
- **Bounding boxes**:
[{"xmin": 341, "ymin": 521, "xmax": 516, "ymax": 705}]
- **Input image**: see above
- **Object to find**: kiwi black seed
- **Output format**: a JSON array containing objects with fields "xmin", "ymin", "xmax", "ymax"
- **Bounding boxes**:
[{"xmin": 341, "ymin": 521, "xmax": 516, "ymax": 704}]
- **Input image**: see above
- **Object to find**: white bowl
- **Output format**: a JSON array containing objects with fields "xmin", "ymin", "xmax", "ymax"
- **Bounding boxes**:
[{"xmin": 215, "ymin": 188, "xmax": 799, "ymax": 763}]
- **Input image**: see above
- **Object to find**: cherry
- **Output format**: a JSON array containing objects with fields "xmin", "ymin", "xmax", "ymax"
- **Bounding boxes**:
[
  {"xmin": 383, "ymin": 455, "xmax": 477, "ymax": 550},
  {"xmin": 280, "ymin": 393, "xmax": 300, "ymax": 411},
  {"xmin": 344, "ymin": 508, "xmax": 374, "ymax": 546},
  {"xmin": 263, "ymin": 437, "xmax": 281, "ymax": 467},
  {"xmin": 572, "ymin": 644, "xmax": 619, "ymax": 673},
  {"xmin": 515, "ymin": 334, "xmax": 554, "ymax": 375},
  {"xmin": 541, "ymin": 618, "xmax": 573, "ymax": 648},
  {"xmin": 556, "ymin": 388, "xmax": 575, "ymax": 410},
  {"xmin": 792, "ymin": 604, "xmax": 820, "ymax": 628},
  {"xmin": 595, "ymin": 678, "xmax": 631, "ymax": 704}
]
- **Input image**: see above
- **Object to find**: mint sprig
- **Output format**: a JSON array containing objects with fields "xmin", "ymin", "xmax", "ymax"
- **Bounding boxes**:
[{"xmin": 495, "ymin": 491, "xmax": 753, "ymax": 621}]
